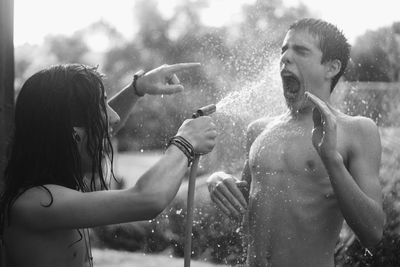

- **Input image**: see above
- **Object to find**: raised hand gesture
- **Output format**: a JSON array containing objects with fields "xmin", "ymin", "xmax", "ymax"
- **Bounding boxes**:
[
  {"xmin": 305, "ymin": 91, "xmax": 338, "ymax": 160},
  {"xmin": 135, "ymin": 63, "xmax": 201, "ymax": 96}
]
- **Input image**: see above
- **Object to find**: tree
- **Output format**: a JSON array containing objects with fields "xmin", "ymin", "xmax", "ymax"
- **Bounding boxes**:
[
  {"xmin": 0, "ymin": 0, "xmax": 14, "ymax": 196},
  {"xmin": 345, "ymin": 22, "xmax": 400, "ymax": 82},
  {"xmin": 101, "ymin": 0, "xmax": 314, "ymax": 151}
]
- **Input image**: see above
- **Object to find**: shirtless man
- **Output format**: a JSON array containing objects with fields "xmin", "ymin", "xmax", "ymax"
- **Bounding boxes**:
[
  {"xmin": 1, "ymin": 63, "xmax": 217, "ymax": 267},
  {"xmin": 207, "ymin": 18, "xmax": 384, "ymax": 267}
]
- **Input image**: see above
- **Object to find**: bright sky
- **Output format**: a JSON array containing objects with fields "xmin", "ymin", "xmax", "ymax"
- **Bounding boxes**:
[{"xmin": 14, "ymin": 0, "xmax": 400, "ymax": 47}]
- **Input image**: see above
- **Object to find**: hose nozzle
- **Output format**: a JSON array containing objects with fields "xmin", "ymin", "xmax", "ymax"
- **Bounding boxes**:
[{"xmin": 192, "ymin": 104, "xmax": 216, "ymax": 118}]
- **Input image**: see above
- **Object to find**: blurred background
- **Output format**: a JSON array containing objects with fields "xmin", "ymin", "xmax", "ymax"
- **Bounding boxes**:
[{"xmin": 8, "ymin": 0, "xmax": 400, "ymax": 266}]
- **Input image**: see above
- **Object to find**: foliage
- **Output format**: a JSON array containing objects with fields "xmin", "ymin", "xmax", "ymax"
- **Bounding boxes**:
[
  {"xmin": 92, "ymin": 176, "xmax": 247, "ymax": 265},
  {"xmin": 94, "ymin": 131, "xmax": 400, "ymax": 266},
  {"xmin": 13, "ymin": 0, "xmax": 400, "ymax": 265},
  {"xmin": 334, "ymin": 127, "xmax": 400, "ymax": 266},
  {"xmin": 332, "ymin": 82, "xmax": 400, "ymax": 127},
  {"xmin": 339, "ymin": 232, "xmax": 400, "ymax": 267},
  {"xmin": 14, "ymin": 0, "xmax": 313, "ymax": 151},
  {"xmin": 345, "ymin": 22, "xmax": 400, "ymax": 82}
]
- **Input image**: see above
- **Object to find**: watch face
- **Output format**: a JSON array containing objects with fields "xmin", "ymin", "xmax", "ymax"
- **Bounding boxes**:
[{"xmin": 133, "ymin": 70, "xmax": 145, "ymax": 96}]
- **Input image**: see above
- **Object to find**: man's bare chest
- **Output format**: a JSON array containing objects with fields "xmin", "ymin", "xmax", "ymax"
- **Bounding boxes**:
[{"xmin": 249, "ymin": 123, "xmax": 327, "ymax": 177}]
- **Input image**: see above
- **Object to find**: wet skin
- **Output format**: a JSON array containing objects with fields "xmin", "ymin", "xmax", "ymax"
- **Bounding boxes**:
[
  {"xmin": 245, "ymin": 113, "xmax": 346, "ymax": 267},
  {"xmin": 3, "ymin": 62, "xmax": 217, "ymax": 267},
  {"xmin": 4, "ymin": 217, "xmax": 90, "ymax": 267},
  {"xmin": 208, "ymin": 29, "xmax": 383, "ymax": 267}
]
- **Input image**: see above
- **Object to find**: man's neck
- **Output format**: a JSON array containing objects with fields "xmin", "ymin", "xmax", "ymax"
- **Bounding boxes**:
[
  {"xmin": 290, "ymin": 92, "xmax": 331, "ymax": 120},
  {"xmin": 288, "ymin": 105, "xmax": 313, "ymax": 121}
]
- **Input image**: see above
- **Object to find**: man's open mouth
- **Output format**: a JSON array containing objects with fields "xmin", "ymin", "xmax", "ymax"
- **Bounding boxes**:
[{"xmin": 281, "ymin": 71, "xmax": 301, "ymax": 99}]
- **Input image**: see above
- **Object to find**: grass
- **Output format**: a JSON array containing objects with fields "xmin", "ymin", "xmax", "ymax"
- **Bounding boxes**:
[
  {"xmin": 105, "ymin": 127, "xmax": 400, "ymax": 266},
  {"xmin": 92, "ymin": 248, "xmax": 224, "ymax": 267},
  {"xmin": 112, "ymin": 150, "xmax": 162, "ymax": 187},
  {"xmin": 98, "ymin": 152, "xmax": 225, "ymax": 266}
]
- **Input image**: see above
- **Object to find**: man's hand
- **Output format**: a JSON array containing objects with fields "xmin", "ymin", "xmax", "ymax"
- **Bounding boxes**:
[
  {"xmin": 207, "ymin": 171, "xmax": 248, "ymax": 219},
  {"xmin": 135, "ymin": 63, "xmax": 201, "ymax": 96},
  {"xmin": 305, "ymin": 91, "xmax": 338, "ymax": 160}
]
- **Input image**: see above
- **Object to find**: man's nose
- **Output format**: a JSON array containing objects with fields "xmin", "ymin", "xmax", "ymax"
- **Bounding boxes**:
[{"xmin": 280, "ymin": 50, "xmax": 292, "ymax": 66}]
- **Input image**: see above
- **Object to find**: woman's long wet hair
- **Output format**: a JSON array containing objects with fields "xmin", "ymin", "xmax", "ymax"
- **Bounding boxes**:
[{"xmin": 0, "ymin": 64, "xmax": 115, "ymax": 225}]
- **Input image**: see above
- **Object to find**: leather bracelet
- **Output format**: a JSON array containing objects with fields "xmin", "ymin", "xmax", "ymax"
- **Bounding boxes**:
[
  {"xmin": 133, "ymin": 69, "xmax": 146, "ymax": 97},
  {"xmin": 167, "ymin": 136, "xmax": 195, "ymax": 166}
]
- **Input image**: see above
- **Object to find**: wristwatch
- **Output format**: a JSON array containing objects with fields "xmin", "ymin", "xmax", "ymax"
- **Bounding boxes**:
[{"xmin": 133, "ymin": 69, "xmax": 146, "ymax": 97}]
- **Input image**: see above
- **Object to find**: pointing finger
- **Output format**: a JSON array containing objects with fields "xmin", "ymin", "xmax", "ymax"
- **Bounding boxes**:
[{"xmin": 163, "ymin": 62, "xmax": 201, "ymax": 73}]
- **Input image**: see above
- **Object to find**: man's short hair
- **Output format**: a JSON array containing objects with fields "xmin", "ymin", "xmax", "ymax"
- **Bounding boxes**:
[{"xmin": 289, "ymin": 18, "xmax": 351, "ymax": 91}]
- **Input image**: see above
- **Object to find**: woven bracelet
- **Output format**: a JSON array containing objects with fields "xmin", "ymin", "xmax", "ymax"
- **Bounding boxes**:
[
  {"xmin": 173, "ymin": 136, "xmax": 193, "ymax": 151},
  {"xmin": 167, "ymin": 136, "xmax": 195, "ymax": 166}
]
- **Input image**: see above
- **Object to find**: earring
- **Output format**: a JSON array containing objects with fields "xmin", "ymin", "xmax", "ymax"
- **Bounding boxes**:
[{"xmin": 72, "ymin": 130, "xmax": 81, "ymax": 142}]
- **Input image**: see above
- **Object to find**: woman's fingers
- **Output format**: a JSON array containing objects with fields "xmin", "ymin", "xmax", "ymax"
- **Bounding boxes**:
[{"xmin": 163, "ymin": 62, "xmax": 201, "ymax": 74}]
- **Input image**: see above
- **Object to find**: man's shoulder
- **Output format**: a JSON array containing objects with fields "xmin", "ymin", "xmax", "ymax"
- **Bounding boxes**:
[
  {"xmin": 337, "ymin": 113, "xmax": 380, "ymax": 149},
  {"xmin": 245, "ymin": 115, "xmax": 282, "ymax": 147},
  {"xmin": 247, "ymin": 115, "xmax": 282, "ymax": 135},
  {"xmin": 338, "ymin": 113, "xmax": 378, "ymax": 135}
]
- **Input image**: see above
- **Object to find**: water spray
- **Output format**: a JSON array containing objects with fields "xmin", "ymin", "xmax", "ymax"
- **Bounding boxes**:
[{"xmin": 184, "ymin": 104, "xmax": 216, "ymax": 267}]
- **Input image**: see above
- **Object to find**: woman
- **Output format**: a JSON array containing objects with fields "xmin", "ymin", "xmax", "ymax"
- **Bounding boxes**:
[{"xmin": 0, "ymin": 63, "xmax": 216, "ymax": 267}]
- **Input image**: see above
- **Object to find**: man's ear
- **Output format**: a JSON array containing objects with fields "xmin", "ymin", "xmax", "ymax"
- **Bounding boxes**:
[{"xmin": 325, "ymin": 59, "xmax": 341, "ymax": 79}]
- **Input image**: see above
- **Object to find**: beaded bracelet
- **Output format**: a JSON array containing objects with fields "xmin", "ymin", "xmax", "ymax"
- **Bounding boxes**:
[{"xmin": 167, "ymin": 136, "xmax": 195, "ymax": 166}]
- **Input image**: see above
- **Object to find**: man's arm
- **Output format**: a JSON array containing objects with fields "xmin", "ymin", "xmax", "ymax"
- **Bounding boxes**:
[
  {"xmin": 324, "ymin": 118, "xmax": 384, "ymax": 248},
  {"xmin": 306, "ymin": 92, "xmax": 384, "ymax": 248}
]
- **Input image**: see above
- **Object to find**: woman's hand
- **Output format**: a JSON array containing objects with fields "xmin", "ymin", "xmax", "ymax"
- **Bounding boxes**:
[{"xmin": 135, "ymin": 63, "xmax": 201, "ymax": 96}]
